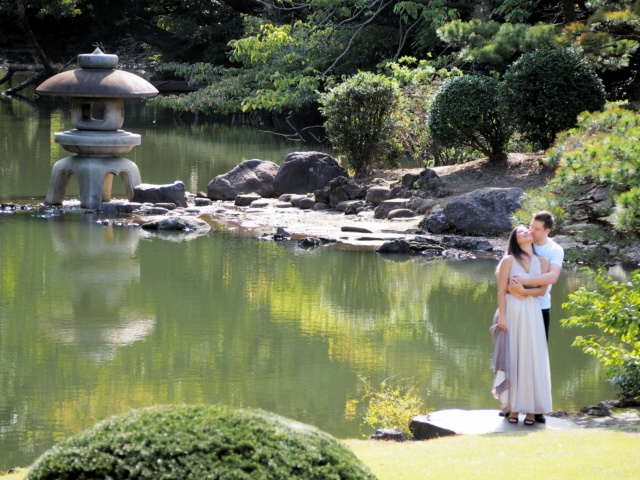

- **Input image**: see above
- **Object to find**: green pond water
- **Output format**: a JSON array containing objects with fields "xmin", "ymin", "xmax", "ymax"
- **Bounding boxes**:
[{"xmin": 0, "ymin": 90, "xmax": 614, "ymax": 470}]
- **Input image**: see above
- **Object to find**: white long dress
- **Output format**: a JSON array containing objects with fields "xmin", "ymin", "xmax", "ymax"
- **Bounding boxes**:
[{"xmin": 503, "ymin": 256, "xmax": 553, "ymax": 414}]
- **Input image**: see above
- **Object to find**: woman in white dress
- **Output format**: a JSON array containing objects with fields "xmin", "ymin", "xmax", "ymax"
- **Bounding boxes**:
[{"xmin": 494, "ymin": 225, "xmax": 553, "ymax": 426}]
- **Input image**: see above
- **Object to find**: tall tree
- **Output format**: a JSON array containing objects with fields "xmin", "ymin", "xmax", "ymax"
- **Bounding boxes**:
[
  {"xmin": 0, "ymin": 0, "xmax": 80, "ymax": 94},
  {"xmin": 151, "ymin": 0, "xmax": 481, "ymax": 115},
  {"xmin": 436, "ymin": 1, "xmax": 640, "ymax": 99}
]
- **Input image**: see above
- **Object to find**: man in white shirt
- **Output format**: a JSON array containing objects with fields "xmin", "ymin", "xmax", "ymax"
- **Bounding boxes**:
[
  {"xmin": 507, "ymin": 211, "xmax": 564, "ymax": 423},
  {"xmin": 510, "ymin": 211, "xmax": 564, "ymax": 341}
]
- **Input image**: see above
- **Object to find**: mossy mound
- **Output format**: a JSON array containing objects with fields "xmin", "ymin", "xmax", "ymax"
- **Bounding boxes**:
[{"xmin": 26, "ymin": 405, "xmax": 376, "ymax": 480}]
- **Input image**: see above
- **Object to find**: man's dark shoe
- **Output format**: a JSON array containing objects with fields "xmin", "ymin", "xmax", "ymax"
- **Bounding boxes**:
[{"xmin": 534, "ymin": 414, "xmax": 546, "ymax": 424}]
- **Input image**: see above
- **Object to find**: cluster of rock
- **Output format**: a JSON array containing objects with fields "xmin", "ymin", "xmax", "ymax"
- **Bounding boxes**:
[
  {"xmin": 65, "ymin": 149, "xmax": 639, "ymax": 264},
  {"xmin": 205, "ymin": 151, "xmax": 524, "ymax": 238}
]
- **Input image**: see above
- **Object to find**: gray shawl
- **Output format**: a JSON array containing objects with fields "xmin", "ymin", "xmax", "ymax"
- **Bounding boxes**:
[{"xmin": 490, "ymin": 309, "xmax": 511, "ymax": 400}]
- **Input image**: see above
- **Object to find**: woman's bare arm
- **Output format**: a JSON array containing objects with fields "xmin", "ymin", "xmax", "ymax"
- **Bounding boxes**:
[
  {"xmin": 508, "ymin": 256, "xmax": 550, "ymax": 297},
  {"xmin": 497, "ymin": 256, "xmax": 513, "ymax": 330}
]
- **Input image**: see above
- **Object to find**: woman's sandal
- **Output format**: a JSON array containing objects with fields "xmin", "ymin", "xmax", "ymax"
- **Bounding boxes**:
[
  {"xmin": 524, "ymin": 416, "xmax": 535, "ymax": 426},
  {"xmin": 508, "ymin": 415, "xmax": 519, "ymax": 424}
]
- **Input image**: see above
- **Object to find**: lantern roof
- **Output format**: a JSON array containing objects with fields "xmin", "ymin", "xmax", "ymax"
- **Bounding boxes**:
[{"xmin": 36, "ymin": 48, "xmax": 159, "ymax": 98}]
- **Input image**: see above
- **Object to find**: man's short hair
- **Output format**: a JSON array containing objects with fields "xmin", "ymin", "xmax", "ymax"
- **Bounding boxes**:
[{"xmin": 533, "ymin": 211, "xmax": 554, "ymax": 230}]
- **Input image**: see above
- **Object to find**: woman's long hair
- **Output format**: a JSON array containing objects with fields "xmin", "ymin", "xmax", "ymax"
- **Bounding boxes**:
[{"xmin": 507, "ymin": 226, "xmax": 536, "ymax": 265}]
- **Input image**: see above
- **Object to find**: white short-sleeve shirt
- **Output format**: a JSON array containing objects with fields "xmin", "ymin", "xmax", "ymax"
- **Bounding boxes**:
[{"xmin": 534, "ymin": 238, "xmax": 564, "ymax": 309}]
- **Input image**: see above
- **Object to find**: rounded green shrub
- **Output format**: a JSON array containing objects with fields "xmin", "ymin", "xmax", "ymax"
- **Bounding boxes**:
[
  {"xmin": 319, "ymin": 71, "xmax": 403, "ymax": 176},
  {"xmin": 502, "ymin": 47, "xmax": 606, "ymax": 150},
  {"xmin": 26, "ymin": 405, "xmax": 376, "ymax": 480},
  {"xmin": 427, "ymin": 74, "xmax": 512, "ymax": 162}
]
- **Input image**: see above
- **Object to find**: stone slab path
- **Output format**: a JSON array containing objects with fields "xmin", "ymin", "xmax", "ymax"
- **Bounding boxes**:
[{"xmin": 411, "ymin": 409, "xmax": 578, "ymax": 440}]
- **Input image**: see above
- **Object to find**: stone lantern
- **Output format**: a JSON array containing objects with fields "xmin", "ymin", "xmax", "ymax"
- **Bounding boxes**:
[{"xmin": 36, "ymin": 48, "xmax": 158, "ymax": 209}]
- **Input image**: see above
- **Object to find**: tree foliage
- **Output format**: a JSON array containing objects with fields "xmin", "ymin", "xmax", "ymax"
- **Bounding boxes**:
[
  {"xmin": 436, "ymin": 2, "xmax": 640, "ymax": 99},
  {"xmin": 562, "ymin": 268, "xmax": 640, "ymax": 399},
  {"xmin": 516, "ymin": 106, "xmax": 640, "ymax": 235},
  {"xmin": 148, "ymin": 0, "xmax": 477, "ymax": 115},
  {"xmin": 381, "ymin": 57, "xmax": 472, "ymax": 167},
  {"xmin": 501, "ymin": 47, "xmax": 606, "ymax": 150},
  {"xmin": 437, "ymin": 19, "xmax": 559, "ymax": 69},
  {"xmin": 319, "ymin": 71, "xmax": 403, "ymax": 175},
  {"xmin": 428, "ymin": 74, "xmax": 512, "ymax": 161}
]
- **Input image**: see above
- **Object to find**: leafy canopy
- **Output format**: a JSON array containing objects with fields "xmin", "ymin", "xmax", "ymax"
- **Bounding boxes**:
[
  {"xmin": 380, "ymin": 57, "xmax": 470, "ymax": 167},
  {"xmin": 562, "ymin": 268, "xmax": 640, "ymax": 399},
  {"xmin": 149, "ymin": 0, "xmax": 471, "ymax": 115},
  {"xmin": 515, "ymin": 106, "xmax": 640, "ymax": 235}
]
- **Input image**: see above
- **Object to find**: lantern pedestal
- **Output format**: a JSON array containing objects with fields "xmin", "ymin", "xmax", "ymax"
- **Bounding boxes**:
[{"xmin": 45, "ymin": 156, "xmax": 142, "ymax": 209}]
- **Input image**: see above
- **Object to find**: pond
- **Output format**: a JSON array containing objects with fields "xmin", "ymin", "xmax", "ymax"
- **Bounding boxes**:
[{"xmin": 0, "ymin": 88, "xmax": 614, "ymax": 470}]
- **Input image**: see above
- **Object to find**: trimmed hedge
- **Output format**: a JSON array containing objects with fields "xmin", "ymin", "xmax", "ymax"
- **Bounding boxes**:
[
  {"xmin": 319, "ymin": 71, "xmax": 403, "ymax": 176},
  {"xmin": 427, "ymin": 74, "xmax": 511, "ymax": 162},
  {"xmin": 26, "ymin": 405, "xmax": 376, "ymax": 480},
  {"xmin": 501, "ymin": 47, "xmax": 606, "ymax": 150}
]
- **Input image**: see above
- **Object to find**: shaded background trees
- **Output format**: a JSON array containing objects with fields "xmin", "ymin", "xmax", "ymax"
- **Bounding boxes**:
[{"xmin": 2, "ymin": 0, "xmax": 639, "ymax": 168}]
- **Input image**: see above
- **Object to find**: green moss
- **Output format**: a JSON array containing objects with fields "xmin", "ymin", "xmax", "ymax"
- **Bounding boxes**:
[{"xmin": 26, "ymin": 405, "xmax": 376, "ymax": 480}]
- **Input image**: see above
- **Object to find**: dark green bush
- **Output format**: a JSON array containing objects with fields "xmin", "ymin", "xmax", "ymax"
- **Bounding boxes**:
[
  {"xmin": 610, "ymin": 360, "xmax": 640, "ymax": 400},
  {"xmin": 26, "ymin": 405, "xmax": 376, "ymax": 480},
  {"xmin": 427, "ymin": 74, "xmax": 512, "ymax": 162},
  {"xmin": 319, "ymin": 71, "xmax": 403, "ymax": 176},
  {"xmin": 501, "ymin": 47, "xmax": 606, "ymax": 149}
]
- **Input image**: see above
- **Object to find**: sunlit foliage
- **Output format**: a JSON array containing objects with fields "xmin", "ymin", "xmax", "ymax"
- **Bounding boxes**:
[
  {"xmin": 515, "ymin": 106, "xmax": 640, "ymax": 235},
  {"xmin": 428, "ymin": 74, "xmax": 512, "ymax": 161},
  {"xmin": 562, "ymin": 268, "xmax": 640, "ymax": 399},
  {"xmin": 319, "ymin": 71, "xmax": 404, "ymax": 175},
  {"xmin": 345, "ymin": 377, "xmax": 427, "ymax": 437}
]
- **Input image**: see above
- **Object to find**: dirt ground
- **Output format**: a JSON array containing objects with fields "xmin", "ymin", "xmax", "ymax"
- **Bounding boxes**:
[{"xmin": 371, "ymin": 153, "xmax": 553, "ymax": 198}]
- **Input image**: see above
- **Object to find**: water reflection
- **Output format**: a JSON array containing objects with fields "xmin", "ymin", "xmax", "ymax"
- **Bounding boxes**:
[
  {"xmin": 0, "ymin": 90, "xmax": 335, "ymax": 201},
  {"xmin": 0, "ymin": 88, "xmax": 619, "ymax": 471},
  {"xmin": 43, "ymin": 218, "xmax": 154, "ymax": 361}
]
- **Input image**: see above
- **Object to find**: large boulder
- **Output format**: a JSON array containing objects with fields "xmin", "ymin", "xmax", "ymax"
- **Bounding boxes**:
[
  {"xmin": 365, "ymin": 186, "xmax": 393, "ymax": 206},
  {"xmin": 398, "ymin": 169, "xmax": 449, "ymax": 197},
  {"xmin": 327, "ymin": 176, "xmax": 367, "ymax": 207},
  {"xmin": 416, "ymin": 169, "xmax": 449, "ymax": 197},
  {"xmin": 419, "ymin": 209, "xmax": 451, "ymax": 233},
  {"xmin": 208, "ymin": 159, "xmax": 279, "ymax": 200},
  {"xmin": 273, "ymin": 151, "xmax": 347, "ymax": 195},
  {"xmin": 443, "ymin": 187, "xmax": 524, "ymax": 235},
  {"xmin": 133, "ymin": 181, "xmax": 188, "ymax": 207},
  {"xmin": 375, "ymin": 199, "xmax": 409, "ymax": 219}
]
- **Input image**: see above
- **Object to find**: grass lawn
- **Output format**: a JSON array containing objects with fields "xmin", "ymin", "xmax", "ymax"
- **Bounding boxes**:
[
  {"xmin": 345, "ymin": 429, "xmax": 640, "ymax": 479},
  {"xmin": 3, "ymin": 430, "xmax": 638, "ymax": 480}
]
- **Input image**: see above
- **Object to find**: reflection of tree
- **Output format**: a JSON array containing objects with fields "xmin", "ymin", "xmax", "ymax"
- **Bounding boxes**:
[
  {"xmin": 0, "ymin": 216, "xmax": 615, "ymax": 470},
  {"xmin": 0, "ymin": 93, "xmax": 71, "ymax": 200},
  {"xmin": 132, "ymin": 117, "xmax": 331, "ymax": 191}
]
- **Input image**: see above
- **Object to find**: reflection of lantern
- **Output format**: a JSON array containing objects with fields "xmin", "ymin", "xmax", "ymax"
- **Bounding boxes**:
[
  {"xmin": 36, "ymin": 48, "xmax": 158, "ymax": 209},
  {"xmin": 44, "ymin": 217, "xmax": 155, "ymax": 362}
]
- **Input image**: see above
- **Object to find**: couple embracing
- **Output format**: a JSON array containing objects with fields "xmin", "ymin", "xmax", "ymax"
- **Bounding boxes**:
[{"xmin": 492, "ymin": 211, "xmax": 564, "ymax": 426}]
